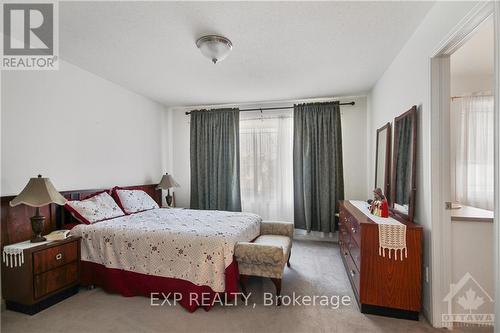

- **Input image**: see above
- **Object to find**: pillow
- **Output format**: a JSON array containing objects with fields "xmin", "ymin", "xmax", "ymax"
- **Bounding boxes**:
[
  {"xmin": 112, "ymin": 188, "xmax": 159, "ymax": 214},
  {"xmin": 65, "ymin": 192, "xmax": 125, "ymax": 224},
  {"xmin": 67, "ymin": 190, "xmax": 108, "ymax": 224}
]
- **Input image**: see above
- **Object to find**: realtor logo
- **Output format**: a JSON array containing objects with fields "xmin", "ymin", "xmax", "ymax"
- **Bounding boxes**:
[
  {"xmin": 1, "ymin": 2, "xmax": 58, "ymax": 70},
  {"xmin": 442, "ymin": 272, "xmax": 494, "ymax": 327}
]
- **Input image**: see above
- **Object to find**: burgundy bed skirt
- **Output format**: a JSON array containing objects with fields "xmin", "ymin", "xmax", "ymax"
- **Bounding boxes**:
[{"xmin": 80, "ymin": 260, "xmax": 240, "ymax": 312}]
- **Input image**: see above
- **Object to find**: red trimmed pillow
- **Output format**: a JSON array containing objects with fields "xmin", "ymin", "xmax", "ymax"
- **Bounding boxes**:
[
  {"xmin": 65, "ymin": 192, "xmax": 125, "ymax": 224},
  {"xmin": 111, "ymin": 187, "xmax": 159, "ymax": 214}
]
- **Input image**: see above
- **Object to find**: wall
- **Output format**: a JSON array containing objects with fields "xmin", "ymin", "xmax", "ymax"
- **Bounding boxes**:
[
  {"xmin": 1, "ymin": 60, "xmax": 167, "ymax": 196},
  {"xmin": 170, "ymin": 96, "xmax": 368, "ymax": 209},
  {"xmin": 451, "ymin": 73, "xmax": 494, "ymax": 95},
  {"xmin": 366, "ymin": 1, "xmax": 481, "ymax": 325},
  {"xmin": 451, "ymin": 220, "xmax": 495, "ymax": 317},
  {"xmin": 341, "ymin": 97, "xmax": 368, "ymax": 200}
]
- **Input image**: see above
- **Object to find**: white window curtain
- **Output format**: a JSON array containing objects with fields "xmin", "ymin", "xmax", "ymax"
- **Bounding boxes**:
[
  {"xmin": 239, "ymin": 110, "xmax": 293, "ymax": 221},
  {"xmin": 451, "ymin": 95, "xmax": 494, "ymax": 210}
]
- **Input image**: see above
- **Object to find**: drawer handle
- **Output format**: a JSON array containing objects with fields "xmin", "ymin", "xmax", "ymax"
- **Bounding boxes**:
[
  {"xmin": 351, "ymin": 227, "xmax": 357, "ymax": 234},
  {"xmin": 344, "ymin": 251, "xmax": 348, "ymax": 257},
  {"xmin": 55, "ymin": 253, "xmax": 63, "ymax": 261},
  {"xmin": 350, "ymin": 269, "xmax": 356, "ymax": 277}
]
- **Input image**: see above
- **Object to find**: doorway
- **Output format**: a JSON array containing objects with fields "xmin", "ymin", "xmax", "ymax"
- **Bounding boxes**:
[{"xmin": 430, "ymin": 2, "xmax": 499, "ymax": 329}]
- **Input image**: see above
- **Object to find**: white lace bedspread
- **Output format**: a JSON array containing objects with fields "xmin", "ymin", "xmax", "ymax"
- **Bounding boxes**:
[{"xmin": 71, "ymin": 208, "xmax": 261, "ymax": 292}]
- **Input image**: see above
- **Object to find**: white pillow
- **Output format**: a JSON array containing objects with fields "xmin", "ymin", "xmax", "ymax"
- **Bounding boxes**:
[
  {"xmin": 113, "ymin": 189, "xmax": 159, "ymax": 214},
  {"xmin": 65, "ymin": 192, "xmax": 125, "ymax": 224}
]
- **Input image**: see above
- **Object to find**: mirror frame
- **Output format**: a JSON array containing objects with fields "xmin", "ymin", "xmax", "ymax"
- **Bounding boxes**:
[
  {"xmin": 374, "ymin": 122, "xmax": 392, "ymax": 202},
  {"xmin": 390, "ymin": 105, "xmax": 417, "ymax": 222}
]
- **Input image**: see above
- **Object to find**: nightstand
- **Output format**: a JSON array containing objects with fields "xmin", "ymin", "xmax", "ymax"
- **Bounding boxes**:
[{"xmin": 2, "ymin": 236, "xmax": 81, "ymax": 315}]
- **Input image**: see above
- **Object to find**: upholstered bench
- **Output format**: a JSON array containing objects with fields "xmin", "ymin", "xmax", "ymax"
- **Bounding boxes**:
[{"xmin": 234, "ymin": 221, "xmax": 294, "ymax": 304}]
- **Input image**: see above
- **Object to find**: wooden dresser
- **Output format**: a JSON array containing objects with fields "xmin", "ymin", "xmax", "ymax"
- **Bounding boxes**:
[
  {"xmin": 2, "ymin": 236, "xmax": 81, "ymax": 314},
  {"xmin": 339, "ymin": 200, "xmax": 423, "ymax": 320}
]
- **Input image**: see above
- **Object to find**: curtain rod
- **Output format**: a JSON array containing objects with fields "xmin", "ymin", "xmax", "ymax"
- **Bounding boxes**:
[{"xmin": 185, "ymin": 101, "xmax": 355, "ymax": 115}]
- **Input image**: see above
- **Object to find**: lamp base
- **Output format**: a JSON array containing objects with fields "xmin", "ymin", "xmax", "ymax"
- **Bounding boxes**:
[
  {"xmin": 30, "ymin": 214, "xmax": 46, "ymax": 243},
  {"xmin": 166, "ymin": 195, "xmax": 173, "ymax": 207}
]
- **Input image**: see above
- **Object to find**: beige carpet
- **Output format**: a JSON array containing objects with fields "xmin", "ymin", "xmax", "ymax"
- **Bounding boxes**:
[{"xmin": 1, "ymin": 240, "xmax": 493, "ymax": 333}]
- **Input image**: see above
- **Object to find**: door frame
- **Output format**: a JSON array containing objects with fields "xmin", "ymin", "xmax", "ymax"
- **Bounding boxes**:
[
  {"xmin": 494, "ymin": 3, "xmax": 500, "ymax": 331},
  {"xmin": 429, "ymin": 1, "xmax": 497, "ymax": 328}
]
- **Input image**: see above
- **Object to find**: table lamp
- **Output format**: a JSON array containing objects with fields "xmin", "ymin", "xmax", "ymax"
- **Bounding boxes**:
[
  {"xmin": 156, "ymin": 173, "xmax": 180, "ymax": 207},
  {"xmin": 9, "ymin": 175, "xmax": 67, "ymax": 243}
]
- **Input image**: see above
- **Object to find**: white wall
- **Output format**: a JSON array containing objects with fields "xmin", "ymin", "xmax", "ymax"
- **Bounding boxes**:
[
  {"xmin": 170, "ymin": 96, "xmax": 368, "ymax": 209},
  {"xmin": 451, "ymin": 73, "xmax": 494, "ymax": 96},
  {"xmin": 170, "ymin": 106, "xmax": 191, "ymax": 208},
  {"xmin": 1, "ymin": 60, "xmax": 167, "ymax": 195},
  {"xmin": 451, "ymin": 220, "xmax": 495, "ymax": 317},
  {"xmin": 367, "ymin": 1, "xmax": 481, "ymax": 325},
  {"xmin": 340, "ymin": 97, "xmax": 368, "ymax": 200}
]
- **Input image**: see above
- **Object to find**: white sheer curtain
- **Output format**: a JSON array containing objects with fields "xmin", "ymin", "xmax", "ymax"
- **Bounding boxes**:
[
  {"xmin": 239, "ymin": 110, "xmax": 293, "ymax": 221},
  {"xmin": 451, "ymin": 95, "xmax": 494, "ymax": 210}
]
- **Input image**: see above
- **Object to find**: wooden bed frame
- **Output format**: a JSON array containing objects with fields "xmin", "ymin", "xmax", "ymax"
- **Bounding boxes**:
[{"xmin": 0, "ymin": 184, "xmax": 161, "ymax": 247}]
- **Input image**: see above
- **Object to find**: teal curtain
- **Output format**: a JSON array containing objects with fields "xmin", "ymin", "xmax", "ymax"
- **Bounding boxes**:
[
  {"xmin": 293, "ymin": 102, "xmax": 344, "ymax": 232},
  {"xmin": 190, "ymin": 108, "xmax": 242, "ymax": 211}
]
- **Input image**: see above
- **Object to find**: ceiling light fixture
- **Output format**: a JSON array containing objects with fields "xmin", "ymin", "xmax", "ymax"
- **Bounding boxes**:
[{"xmin": 196, "ymin": 35, "xmax": 232, "ymax": 64}]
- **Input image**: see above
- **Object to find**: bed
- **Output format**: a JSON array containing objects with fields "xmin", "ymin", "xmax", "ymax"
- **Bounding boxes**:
[{"xmin": 59, "ymin": 185, "xmax": 261, "ymax": 312}]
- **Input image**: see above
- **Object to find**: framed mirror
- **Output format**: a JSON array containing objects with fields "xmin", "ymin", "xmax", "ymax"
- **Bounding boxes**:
[
  {"xmin": 374, "ymin": 123, "xmax": 391, "ymax": 201},
  {"xmin": 391, "ymin": 106, "xmax": 417, "ymax": 221}
]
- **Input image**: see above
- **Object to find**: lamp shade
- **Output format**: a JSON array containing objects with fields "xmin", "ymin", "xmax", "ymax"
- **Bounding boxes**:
[
  {"xmin": 9, "ymin": 175, "xmax": 67, "ymax": 207},
  {"xmin": 156, "ymin": 173, "xmax": 180, "ymax": 190}
]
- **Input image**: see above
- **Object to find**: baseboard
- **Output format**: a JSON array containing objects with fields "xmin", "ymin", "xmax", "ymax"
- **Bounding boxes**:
[{"xmin": 293, "ymin": 229, "xmax": 338, "ymax": 242}]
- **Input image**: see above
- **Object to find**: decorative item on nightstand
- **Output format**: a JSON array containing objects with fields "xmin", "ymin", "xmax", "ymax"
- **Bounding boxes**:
[
  {"xmin": 156, "ymin": 173, "xmax": 180, "ymax": 207},
  {"xmin": 9, "ymin": 175, "xmax": 67, "ymax": 242}
]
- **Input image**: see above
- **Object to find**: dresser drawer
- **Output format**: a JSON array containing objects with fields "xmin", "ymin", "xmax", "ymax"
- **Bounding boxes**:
[
  {"xmin": 347, "ymin": 217, "xmax": 361, "ymax": 246},
  {"xmin": 346, "ymin": 211, "xmax": 358, "ymax": 228},
  {"xmin": 349, "ymin": 238, "xmax": 361, "ymax": 271},
  {"xmin": 34, "ymin": 262, "xmax": 78, "ymax": 299},
  {"xmin": 33, "ymin": 242, "xmax": 78, "ymax": 274},
  {"xmin": 339, "ymin": 219, "xmax": 349, "ymax": 241},
  {"xmin": 344, "ymin": 248, "xmax": 360, "ymax": 297}
]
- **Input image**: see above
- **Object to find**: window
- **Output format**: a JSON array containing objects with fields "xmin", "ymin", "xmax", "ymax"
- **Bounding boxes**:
[
  {"xmin": 239, "ymin": 110, "xmax": 293, "ymax": 221},
  {"xmin": 451, "ymin": 95, "xmax": 494, "ymax": 210}
]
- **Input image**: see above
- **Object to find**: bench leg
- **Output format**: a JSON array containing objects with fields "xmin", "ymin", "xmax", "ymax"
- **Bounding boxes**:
[
  {"xmin": 239, "ymin": 274, "xmax": 248, "ymax": 300},
  {"xmin": 271, "ymin": 278, "xmax": 282, "ymax": 306}
]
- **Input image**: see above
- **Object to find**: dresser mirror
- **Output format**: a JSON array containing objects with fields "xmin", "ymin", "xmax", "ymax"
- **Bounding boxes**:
[
  {"xmin": 374, "ymin": 122, "xmax": 391, "ymax": 201},
  {"xmin": 391, "ymin": 106, "xmax": 417, "ymax": 221}
]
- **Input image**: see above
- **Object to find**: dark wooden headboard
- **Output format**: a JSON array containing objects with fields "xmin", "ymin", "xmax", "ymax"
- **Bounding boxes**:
[{"xmin": 1, "ymin": 184, "xmax": 161, "ymax": 247}]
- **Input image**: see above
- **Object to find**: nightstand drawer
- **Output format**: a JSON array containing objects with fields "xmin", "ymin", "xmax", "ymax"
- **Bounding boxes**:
[
  {"xmin": 34, "ymin": 262, "xmax": 78, "ymax": 299},
  {"xmin": 33, "ymin": 242, "xmax": 78, "ymax": 274}
]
